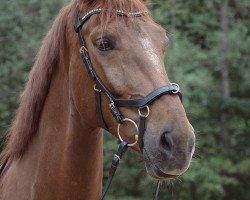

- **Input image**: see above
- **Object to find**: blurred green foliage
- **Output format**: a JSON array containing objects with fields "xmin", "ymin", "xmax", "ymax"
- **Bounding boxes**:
[{"xmin": 0, "ymin": 0, "xmax": 249, "ymax": 199}]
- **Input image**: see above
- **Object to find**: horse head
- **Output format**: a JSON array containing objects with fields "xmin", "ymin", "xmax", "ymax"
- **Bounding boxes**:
[{"xmin": 70, "ymin": 0, "xmax": 195, "ymax": 180}]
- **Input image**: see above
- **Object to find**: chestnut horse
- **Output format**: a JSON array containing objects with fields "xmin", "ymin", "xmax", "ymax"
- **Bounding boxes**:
[{"xmin": 0, "ymin": 0, "xmax": 195, "ymax": 199}]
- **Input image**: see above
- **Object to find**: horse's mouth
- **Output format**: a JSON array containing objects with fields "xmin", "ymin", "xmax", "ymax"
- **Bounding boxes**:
[{"xmin": 143, "ymin": 149, "xmax": 179, "ymax": 180}]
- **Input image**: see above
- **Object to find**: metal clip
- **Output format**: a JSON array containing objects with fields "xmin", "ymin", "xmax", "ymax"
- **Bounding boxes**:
[{"xmin": 109, "ymin": 100, "xmax": 115, "ymax": 109}]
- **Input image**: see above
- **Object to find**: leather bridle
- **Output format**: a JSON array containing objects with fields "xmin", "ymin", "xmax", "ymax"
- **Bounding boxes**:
[
  {"xmin": 74, "ymin": 8, "xmax": 182, "ymax": 200},
  {"xmin": 74, "ymin": 8, "xmax": 182, "ymax": 149}
]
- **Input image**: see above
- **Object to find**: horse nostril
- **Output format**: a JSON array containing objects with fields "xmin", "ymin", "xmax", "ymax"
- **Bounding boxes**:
[{"xmin": 160, "ymin": 132, "xmax": 173, "ymax": 154}]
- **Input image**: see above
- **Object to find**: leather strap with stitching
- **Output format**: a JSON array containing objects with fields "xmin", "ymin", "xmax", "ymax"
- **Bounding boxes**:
[
  {"xmin": 115, "ymin": 84, "xmax": 181, "ymax": 107},
  {"xmin": 94, "ymin": 88, "xmax": 109, "ymax": 130}
]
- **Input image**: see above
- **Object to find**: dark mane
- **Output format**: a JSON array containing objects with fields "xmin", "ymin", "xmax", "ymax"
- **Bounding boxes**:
[{"xmin": 0, "ymin": 0, "xmax": 149, "ymax": 161}]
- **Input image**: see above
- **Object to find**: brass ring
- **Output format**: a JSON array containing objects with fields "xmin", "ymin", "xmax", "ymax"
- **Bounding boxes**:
[
  {"xmin": 117, "ymin": 118, "xmax": 139, "ymax": 147},
  {"xmin": 171, "ymin": 83, "xmax": 180, "ymax": 94},
  {"xmin": 138, "ymin": 106, "xmax": 150, "ymax": 118}
]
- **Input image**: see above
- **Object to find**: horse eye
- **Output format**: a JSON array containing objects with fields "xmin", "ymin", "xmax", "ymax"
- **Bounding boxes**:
[{"xmin": 95, "ymin": 38, "xmax": 114, "ymax": 51}]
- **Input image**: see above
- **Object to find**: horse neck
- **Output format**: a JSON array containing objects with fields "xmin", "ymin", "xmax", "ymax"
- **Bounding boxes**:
[{"xmin": 4, "ymin": 59, "xmax": 103, "ymax": 199}]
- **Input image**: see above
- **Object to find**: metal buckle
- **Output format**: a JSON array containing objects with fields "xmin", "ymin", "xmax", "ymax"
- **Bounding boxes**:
[
  {"xmin": 117, "ymin": 118, "xmax": 139, "ymax": 147},
  {"xmin": 109, "ymin": 100, "xmax": 115, "ymax": 109},
  {"xmin": 138, "ymin": 106, "xmax": 150, "ymax": 118},
  {"xmin": 80, "ymin": 45, "xmax": 88, "ymax": 53},
  {"xmin": 114, "ymin": 154, "xmax": 121, "ymax": 161},
  {"xmin": 94, "ymin": 84, "xmax": 101, "ymax": 92},
  {"xmin": 171, "ymin": 83, "xmax": 180, "ymax": 94}
]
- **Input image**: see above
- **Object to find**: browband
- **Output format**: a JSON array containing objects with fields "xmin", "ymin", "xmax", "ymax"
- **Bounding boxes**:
[{"xmin": 75, "ymin": 8, "xmax": 147, "ymax": 31}]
